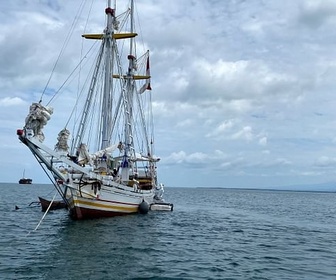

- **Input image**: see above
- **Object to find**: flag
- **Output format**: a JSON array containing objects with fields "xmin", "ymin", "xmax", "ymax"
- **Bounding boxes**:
[{"xmin": 139, "ymin": 54, "xmax": 151, "ymax": 94}]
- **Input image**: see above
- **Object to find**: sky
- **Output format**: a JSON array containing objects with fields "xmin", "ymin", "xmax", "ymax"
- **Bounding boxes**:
[{"xmin": 1, "ymin": 0, "xmax": 336, "ymax": 189}]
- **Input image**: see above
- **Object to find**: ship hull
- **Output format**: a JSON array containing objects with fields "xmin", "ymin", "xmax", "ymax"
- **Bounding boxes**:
[
  {"xmin": 65, "ymin": 184, "xmax": 152, "ymax": 220},
  {"xmin": 38, "ymin": 196, "xmax": 67, "ymax": 211},
  {"xmin": 19, "ymin": 178, "xmax": 32, "ymax": 184}
]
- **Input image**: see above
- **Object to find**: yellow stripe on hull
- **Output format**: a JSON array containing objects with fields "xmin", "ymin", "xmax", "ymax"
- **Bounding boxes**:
[{"xmin": 72, "ymin": 198, "xmax": 138, "ymax": 213}]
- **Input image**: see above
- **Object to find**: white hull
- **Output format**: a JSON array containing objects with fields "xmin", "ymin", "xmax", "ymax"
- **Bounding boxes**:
[
  {"xmin": 65, "ymin": 183, "xmax": 154, "ymax": 219},
  {"xmin": 150, "ymin": 202, "xmax": 173, "ymax": 211},
  {"xmin": 67, "ymin": 187, "xmax": 152, "ymax": 219}
]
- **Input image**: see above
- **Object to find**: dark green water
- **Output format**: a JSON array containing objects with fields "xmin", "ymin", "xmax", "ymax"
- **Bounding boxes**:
[{"xmin": 1, "ymin": 183, "xmax": 336, "ymax": 279}]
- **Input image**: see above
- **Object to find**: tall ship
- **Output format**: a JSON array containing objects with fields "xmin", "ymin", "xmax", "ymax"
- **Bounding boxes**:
[
  {"xmin": 17, "ymin": 0, "xmax": 172, "ymax": 219},
  {"xmin": 19, "ymin": 170, "xmax": 32, "ymax": 185}
]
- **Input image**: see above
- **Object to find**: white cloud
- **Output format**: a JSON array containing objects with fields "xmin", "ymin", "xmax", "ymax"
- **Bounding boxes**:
[
  {"xmin": 314, "ymin": 156, "xmax": 336, "ymax": 168},
  {"xmin": 0, "ymin": 97, "xmax": 25, "ymax": 107},
  {"xmin": 232, "ymin": 126, "xmax": 253, "ymax": 141},
  {"xmin": 259, "ymin": 137, "xmax": 267, "ymax": 146},
  {"xmin": 206, "ymin": 119, "xmax": 234, "ymax": 138}
]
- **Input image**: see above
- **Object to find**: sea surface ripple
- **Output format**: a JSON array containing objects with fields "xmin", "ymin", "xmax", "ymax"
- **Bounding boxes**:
[{"xmin": 0, "ymin": 183, "xmax": 336, "ymax": 279}]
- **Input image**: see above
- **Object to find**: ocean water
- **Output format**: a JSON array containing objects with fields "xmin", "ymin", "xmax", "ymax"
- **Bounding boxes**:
[{"xmin": 0, "ymin": 183, "xmax": 336, "ymax": 280}]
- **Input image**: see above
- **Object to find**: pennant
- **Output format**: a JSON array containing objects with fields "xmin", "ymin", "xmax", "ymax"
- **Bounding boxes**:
[{"xmin": 139, "ymin": 54, "xmax": 151, "ymax": 94}]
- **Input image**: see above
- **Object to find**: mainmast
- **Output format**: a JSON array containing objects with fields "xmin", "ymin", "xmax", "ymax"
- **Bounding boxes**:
[
  {"xmin": 101, "ymin": 0, "xmax": 115, "ymax": 150},
  {"xmin": 125, "ymin": 0, "xmax": 135, "ymax": 152},
  {"xmin": 121, "ymin": 0, "xmax": 136, "ymax": 181}
]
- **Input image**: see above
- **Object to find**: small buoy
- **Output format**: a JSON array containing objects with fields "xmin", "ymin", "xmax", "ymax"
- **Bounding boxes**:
[{"xmin": 138, "ymin": 200, "xmax": 149, "ymax": 214}]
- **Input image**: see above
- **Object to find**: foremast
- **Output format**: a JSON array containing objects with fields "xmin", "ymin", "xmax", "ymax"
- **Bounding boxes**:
[
  {"xmin": 101, "ymin": 0, "xmax": 115, "ymax": 150},
  {"xmin": 72, "ymin": 1, "xmax": 118, "ymax": 154}
]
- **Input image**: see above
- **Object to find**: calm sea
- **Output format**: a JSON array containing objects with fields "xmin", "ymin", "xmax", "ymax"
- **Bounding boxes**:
[{"xmin": 0, "ymin": 183, "xmax": 335, "ymax": 280}]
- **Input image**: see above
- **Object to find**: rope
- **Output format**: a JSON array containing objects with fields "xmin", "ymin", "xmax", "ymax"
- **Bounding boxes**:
[
  {"xmin": 26, "ymin": 192, "xmax": 58, "ymax": 236},
  {"xmin": 40, "ymin": 0, "xmax": 87, "ymax": 102},
  {"xmin": 34, "ymin": 192, "xmax": 57, "ymax": 231}
]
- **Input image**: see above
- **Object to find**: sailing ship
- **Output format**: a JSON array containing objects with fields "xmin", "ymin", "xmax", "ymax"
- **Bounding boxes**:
[
  {"xmin": 17, "ymin": 0, "xmax": 172, "ymax": 219},
  {"xmin": 19, "ymin": 169, "xmax": 32, "ymax": 184}
]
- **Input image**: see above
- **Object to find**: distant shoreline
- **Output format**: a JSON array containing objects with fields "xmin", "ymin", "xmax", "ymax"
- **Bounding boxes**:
[
  {"xmin": 194, "ymin": 186, "xmax": 336, "ymax": 193},
  {"xmin": 1, "ymin": 182, "xmax": 335, "ymax": 193}
]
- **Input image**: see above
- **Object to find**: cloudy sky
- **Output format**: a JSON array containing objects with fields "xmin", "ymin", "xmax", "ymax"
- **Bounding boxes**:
[{"xmin": 1, "ymin": 0, "xmax": 336, "ymax": 189}]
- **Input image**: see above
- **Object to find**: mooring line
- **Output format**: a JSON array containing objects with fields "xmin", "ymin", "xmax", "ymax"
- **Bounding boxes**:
[{"xmin": 26, "ymin": 192, "xmax": 57, "ymax": 236}]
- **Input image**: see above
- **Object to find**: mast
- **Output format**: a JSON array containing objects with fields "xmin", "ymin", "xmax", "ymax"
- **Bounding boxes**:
[
  {"xmin": 101, "ymin": 0, "xmax": 115, "ymax": 150},
  {"xmin": 73, "ymin": 1, "xmax": 139, "ymax": 159},
  {"xmin": 72, "ymin": 2, "xmax": 115, "ymax": 154},
  {"xmin": 121, "ymin": 0, "xmax": 136, "ymax": 181},
  {"xmin": 125, "ymin": 0, "xmax": 135, "ymax": 154}
]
